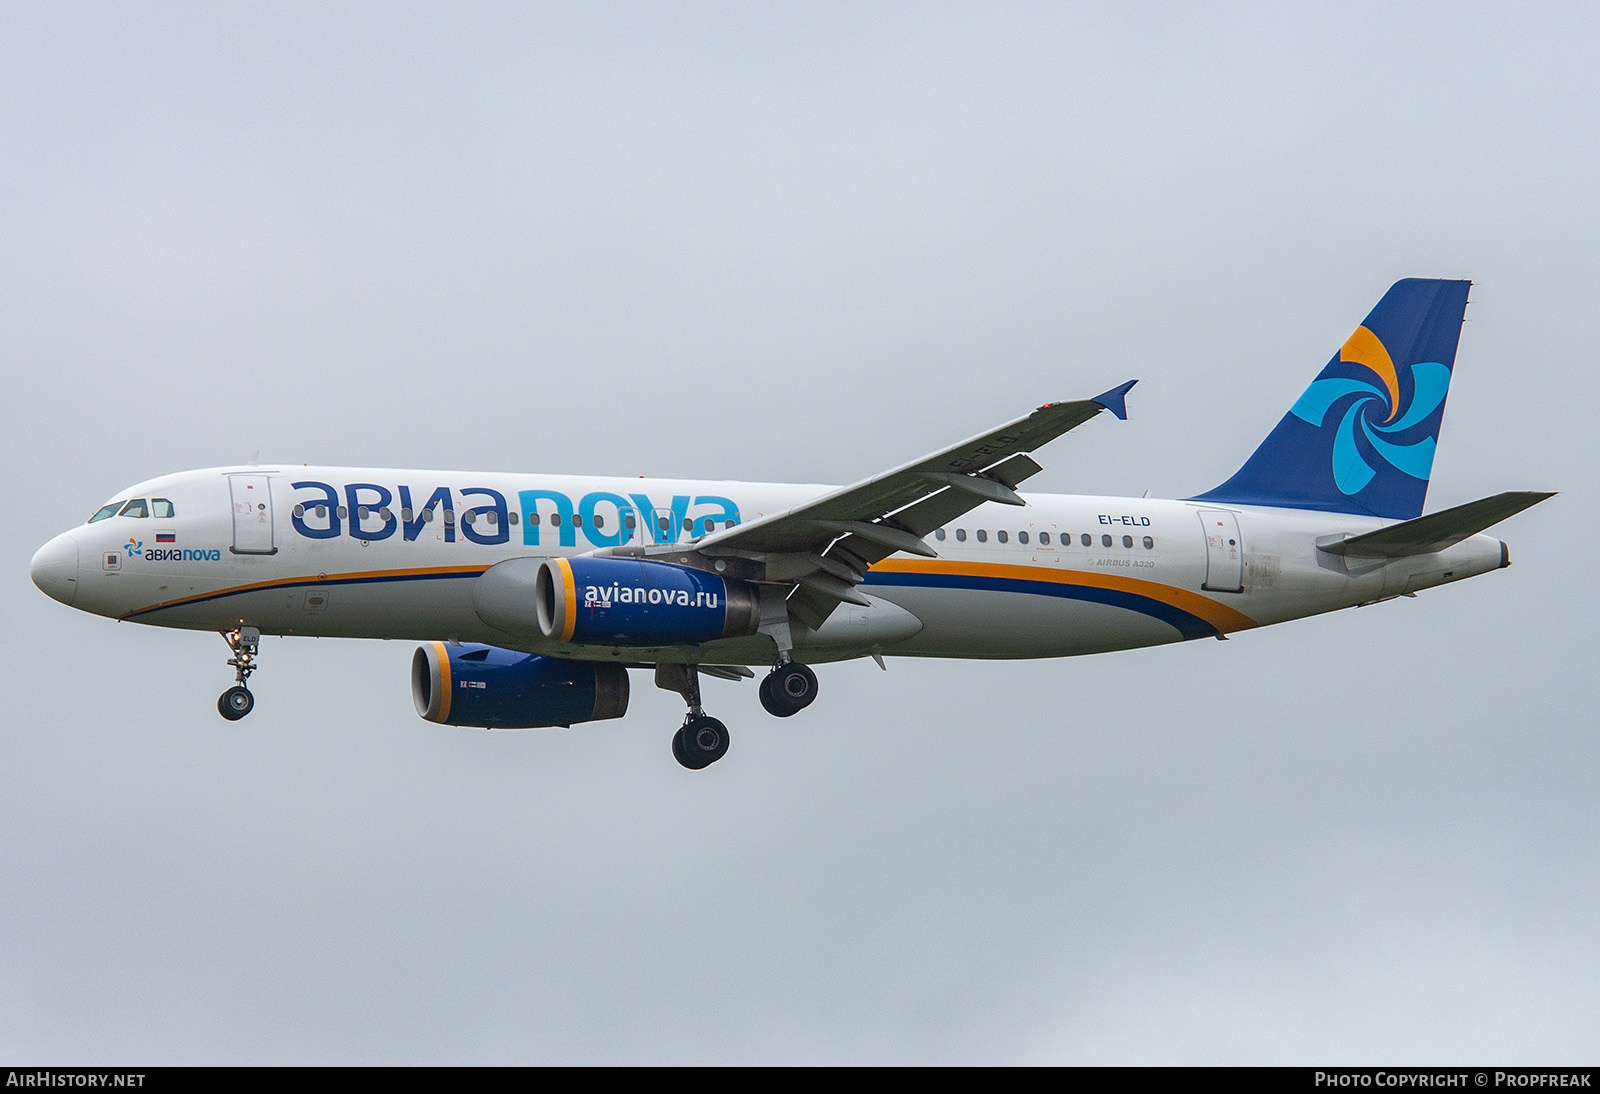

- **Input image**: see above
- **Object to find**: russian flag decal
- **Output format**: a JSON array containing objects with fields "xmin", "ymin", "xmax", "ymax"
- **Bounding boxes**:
[{"xmin": 156, "ymin": 530, "xmax": 176, "ymax": 543}]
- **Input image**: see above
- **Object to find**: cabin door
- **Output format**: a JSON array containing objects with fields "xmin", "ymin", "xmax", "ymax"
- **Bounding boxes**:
[
  {"xmin": 229, "ymin": 475, "xmax": 277, "ymax": 555},
  {"xmin": 1198, "ymin": 510, "xmax": 1243, "ymax": 593}
]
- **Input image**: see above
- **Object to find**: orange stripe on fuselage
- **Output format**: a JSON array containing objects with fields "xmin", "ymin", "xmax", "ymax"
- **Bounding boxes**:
[{"xmin": 869, "ymin": 558, "xmax": 1260, "ymax": 634}]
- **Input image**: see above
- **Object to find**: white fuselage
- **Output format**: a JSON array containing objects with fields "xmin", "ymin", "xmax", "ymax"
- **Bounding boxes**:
[{"xmin": 32, "ymin": 465, "xmax": 1509, "ymax": 667}]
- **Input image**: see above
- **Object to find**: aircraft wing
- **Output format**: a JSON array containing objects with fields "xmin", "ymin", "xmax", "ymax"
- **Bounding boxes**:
[{"xmin": 643, "ymin": 381, "xmax": 1136, "ymax": 629}]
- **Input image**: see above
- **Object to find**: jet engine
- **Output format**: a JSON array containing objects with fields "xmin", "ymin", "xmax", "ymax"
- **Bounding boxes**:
[
  {"xmin": 534, "ymin": 556, "xmax": 760, "ymax": 646},
  {"xmin": 411, "ymin": 642, "xmax": 629, "ymax": 728}
]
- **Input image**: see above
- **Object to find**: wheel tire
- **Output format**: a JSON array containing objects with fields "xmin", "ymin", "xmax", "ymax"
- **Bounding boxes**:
[
  {"xmin": 761, "ymin": 662, "xmax": 817, "ymax": 718},
  {"xmin": 673, "ymin": 716, "xmax": 728, "ymax": 769},
  {"xmin": 218, "ymin": 686, "xmax": 254, "ymax": 721}
]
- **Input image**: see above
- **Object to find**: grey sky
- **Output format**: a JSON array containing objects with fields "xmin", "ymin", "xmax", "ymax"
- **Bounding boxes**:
[{"xmin": 2, "ymin": 2, "xmax": 1593, "ymax": 1063}]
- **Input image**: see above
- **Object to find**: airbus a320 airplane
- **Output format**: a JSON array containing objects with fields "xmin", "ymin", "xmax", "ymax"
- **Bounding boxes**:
[{"xmin": 31, "ymin": 279, "xmax": 1551, "ymax": 768}]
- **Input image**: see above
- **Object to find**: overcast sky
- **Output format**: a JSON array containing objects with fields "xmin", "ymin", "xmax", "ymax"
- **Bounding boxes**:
[{"xmin": 2, "ymin": 2, "xmax": 1594, "ymax": 1064}]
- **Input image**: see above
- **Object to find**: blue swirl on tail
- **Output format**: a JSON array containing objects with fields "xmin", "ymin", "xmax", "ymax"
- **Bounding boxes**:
[{"xmin": 1191, "ymin": 278, "xmax": 1471, "ymax": 520}]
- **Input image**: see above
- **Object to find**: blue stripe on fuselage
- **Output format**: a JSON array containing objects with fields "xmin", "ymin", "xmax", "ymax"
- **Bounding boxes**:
[{"xmin": 861, "ymin": 570, "xmax": 1218, "ymax": 640}]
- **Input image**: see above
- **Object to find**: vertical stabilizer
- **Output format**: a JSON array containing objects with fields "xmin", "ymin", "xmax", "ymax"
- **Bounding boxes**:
[{"xmin": 1191, "ymin": 278, "xmax": 1471, "ymax": 519}]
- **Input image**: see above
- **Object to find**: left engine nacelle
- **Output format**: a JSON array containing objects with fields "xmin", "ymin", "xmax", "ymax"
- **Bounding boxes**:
[{"xmin": 411, "ymin": 642, "xmax": 630, "ymax": 729}]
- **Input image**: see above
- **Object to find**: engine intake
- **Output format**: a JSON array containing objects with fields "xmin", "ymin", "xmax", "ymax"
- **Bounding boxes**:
[
  {"xmin": 411, "ymin": 642, "xmax": 629, "ymax": 728},
  {"xmin": 535, "ymin": 556, "xmax": 760, "ymax": 646}
]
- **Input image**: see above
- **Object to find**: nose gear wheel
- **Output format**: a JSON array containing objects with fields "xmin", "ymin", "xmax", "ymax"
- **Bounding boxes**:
[{"xmin": 217, "ymin": 626, "xmax": 261, "ymax": 721}]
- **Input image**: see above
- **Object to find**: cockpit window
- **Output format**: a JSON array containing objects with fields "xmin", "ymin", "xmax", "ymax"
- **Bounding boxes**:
[
  {"xmin": 88, "ymin": 502, "xmax": 124, "ymax": 523},
  {"xmin": 119, "ymin": 499, "xmax": 149, "ymax": 518},
  {"xmin": 151, "ymin": 498, "xmax": 175, "ymax": 518}
]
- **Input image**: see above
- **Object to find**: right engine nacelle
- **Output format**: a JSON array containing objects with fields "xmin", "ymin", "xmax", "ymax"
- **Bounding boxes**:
[
  {"xmin": 411, "ymin": 642, "xmax": 629, "ymax": 729},
  {"xmin": 535, "ymin": 556, "xmax": 760, "ymax": 646}
]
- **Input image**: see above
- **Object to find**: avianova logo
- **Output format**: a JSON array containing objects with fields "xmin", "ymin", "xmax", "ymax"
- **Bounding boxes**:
[
  {"xmin": 144, "ymin": 547, "xmax": 221, "ymax": 562},
  {"xmin": 122, "ymin": 538, "xmax": 220, "ymax": 562}
]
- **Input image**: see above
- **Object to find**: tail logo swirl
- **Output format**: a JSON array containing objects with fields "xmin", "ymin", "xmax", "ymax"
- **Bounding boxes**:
[{"xmin": 1287, "ymin": 325, "xmax": 1451, "ymax": 496}]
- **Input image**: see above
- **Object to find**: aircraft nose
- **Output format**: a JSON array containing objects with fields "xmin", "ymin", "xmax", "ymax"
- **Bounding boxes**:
[{"xmin": 30, "ymin": 532, "xmax": 79, "ymax": 607}]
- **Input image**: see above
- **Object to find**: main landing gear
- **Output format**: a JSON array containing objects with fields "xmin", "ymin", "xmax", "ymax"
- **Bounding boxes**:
[
  {"xmin": 759, "ymin": 660, "xmax": 817, "ymax": 718},
  {"xmin": 656, "ymin": 659, "xmax": 821, "ymax": 769},
  {"xmin": 656, "ymin": 664, "xmax": 728, "ymax": 770},
  {"xmin": 217, "ymin": 626, "xmax": 260, "ymax": 721}
]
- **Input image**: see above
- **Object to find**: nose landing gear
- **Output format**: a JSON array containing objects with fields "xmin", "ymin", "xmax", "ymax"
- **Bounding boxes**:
[{"xmin": 217, "ymin": 626, "xmax": 260, "ymax": 721}]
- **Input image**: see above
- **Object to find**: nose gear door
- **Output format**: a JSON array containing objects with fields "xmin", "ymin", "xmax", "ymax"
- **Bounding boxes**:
[{"xmin": 229, "ymin": 475, "xmax": 277, "ymax": 555}]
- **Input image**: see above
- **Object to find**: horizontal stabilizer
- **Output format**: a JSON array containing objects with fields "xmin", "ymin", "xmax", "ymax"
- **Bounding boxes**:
[{"xmin": 1317, "ymin": 491, "xmax": 1555, "ymax": 559}]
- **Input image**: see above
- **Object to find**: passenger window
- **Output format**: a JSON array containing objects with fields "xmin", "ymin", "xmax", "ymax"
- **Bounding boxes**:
[
  {"xmin": 1101, "ymin": 534, "xmax": 1112, "ymax": 547},
  {"xmin": 119, "ymin": 499, "xmax": 149, "ymax": 518},
  {"xmin": 508, "ymin": 511, "xmax": 518, "ymax": 525},
  {"xmin": 934, "ymin": 529, "xmax": 946, "ymax": 541},
  {"xmin": 955, "ymin": 529, "xmax": 967, "ymax": 542},
  {"xmin": 337, "ymin": 506, "xmax": 348, "ymax": 519},
  {"xmin": 550, "ymin": 513, "xmax": 561, "ymax": 527},
  {"xmin": 401, "ymin": 507, "xmax": 413, "ymax": 521},
  {"xmin": 724, "ymin": 520, "xmax": 735, "ymax": 530},
  {"xmin": 315, "ymin": 504, "xmax": 327, "ymax": 518},
  {"xmin": 1082, "ymin": 534, "xmax": 1092, "ymax": 547},
  {"xmin": 976, "ymin": 530, "xmax": 988, "ymax": 543},
  {"xmin": 382, "ymin": 507, "xmax": 394, "ymax": 522},
  {"xmin": 1018, "ymin": 531, "xmax": 1028, "ymax": 544},
  {"xmin": 151, "ymin": 499, "xmax": 175, "ymax": 518},
  {"xmin": 592, "ymin": 514, "xmax": 604, "ymax": 529},
  {"xmin": 1122, "ymin": 535, "xmax": 1133, "ymax": 548},
  {"xmin": 1038, "ymin": 532, "xmax": 1049, "ymax": 546},
  {"xmin": 88, "ymin": 502, "xmax": 123, "ymax": 523},
  {"xmin": 463, "ymin": 511, "xmax": 475, "ymax": 524},
  {"xmin": 1143, "ymin": 536, "xmax": 1154, "ymax": 549},
  {"xmin": 572, "ymin": 514, "xmax": 583, "ymax": 528},
  {"xmin": 443, "ymin": 509, "xmax": 454, "ymax": 525},
  {"xmin": 293, "ymin": 504, "xmax": 305, "ymax": 518},
  {"xmin": 527, "ymin": 512, "xmax": 539, "ymax": 525},
  {"xmin": 997, "ymin": 530, "xmax": 1008, "ymax": 544},
  {"xmin": 624, "ymin": 514, "xmax": 637, "ymax": 530},
  {"xmin": 422, "ymin": 508, "xmax": 434, "ymax": 523}
]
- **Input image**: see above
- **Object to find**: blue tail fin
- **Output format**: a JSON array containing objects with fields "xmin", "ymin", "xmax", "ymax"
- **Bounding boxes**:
[{"xmin": 1190, "ymin": 278, "xmax": 1471, "ymax": 520}]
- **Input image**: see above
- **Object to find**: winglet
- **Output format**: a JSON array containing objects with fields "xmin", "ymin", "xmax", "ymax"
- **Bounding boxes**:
[{"xmin": 1091, "ymin": 380, "xmax": 1138, "ymax": 421}]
